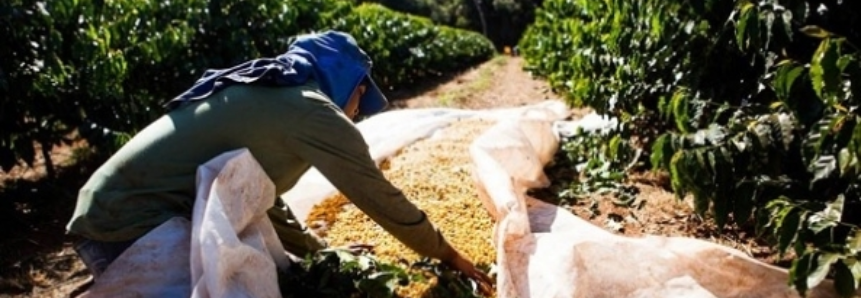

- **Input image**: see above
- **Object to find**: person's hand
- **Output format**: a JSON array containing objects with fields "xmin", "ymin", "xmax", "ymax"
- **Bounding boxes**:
[{"xmin": 443, "ymin": 249, "xmax": 494, "ymax": 296}]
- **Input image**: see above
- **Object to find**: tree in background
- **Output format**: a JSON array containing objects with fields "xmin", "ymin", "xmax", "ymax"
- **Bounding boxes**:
[
  {"xmin": 353, "ymin": 0, "xmax": 543, "ymax": 50},
  {"xmin": 0, "ymin": 0, "xmax": 494, "ymax": 177}
]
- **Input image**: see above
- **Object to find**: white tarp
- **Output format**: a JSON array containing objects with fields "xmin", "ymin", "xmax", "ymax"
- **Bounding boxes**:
[
  {"xmin": 81, "ymin": 148, "xmax": 289, "ymax": 298},
  {"xmin": 553, "ymin": 111, "xmax": 619, "ymax": 137},
  {"xmin": 189, "ymin": 148, "xmax": 289, "ymax": 298},
  {"xmin": 80, "ymin": 217, "xmax": 192, "ymax": 297},
  {"xmin": 75, "ymin": 99, "xmax": 842, "ymax": 298},
  {"xmin": 469, "ymin": 116, "xmax": 848, "ymax": 298}
]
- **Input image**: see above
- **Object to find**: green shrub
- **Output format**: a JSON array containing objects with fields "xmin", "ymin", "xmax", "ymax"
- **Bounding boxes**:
[
  {"xmin": 520, "ymin": 0, "xmax": 861, "ymax": 295},
  {"xmin": 0, "ymin": 0, "xmax": 494, "ymax": 175},
  {"xmin": 334, "ymin": 3, "xmax": 495, "ymax": 91}
]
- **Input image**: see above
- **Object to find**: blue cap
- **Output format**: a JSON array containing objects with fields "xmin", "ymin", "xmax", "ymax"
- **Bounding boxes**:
[{"xmin": 289, "ymin": 31, "xmax": 389, "ymax": 116}]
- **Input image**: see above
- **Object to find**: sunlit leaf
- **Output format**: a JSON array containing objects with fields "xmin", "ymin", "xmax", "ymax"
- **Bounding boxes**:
[
  {"xmin": 670, "ymin": 151, "xmax": 687, "ymax": 200},
  {"xmin": 810, "ymin": 38, "xmax": 842, "ymax": 103},
  {"xmin": 650, "ymin": 134, "xmax": 673, "ymax": 170},
  {"xmin": 837, "ymin": 148, "xmax": 856, "ymax": 178},
  {"xmin": 705, "ymin": 124, "xmax": 727, "ymax": 144},
  {"xmin": 849, "ymin": 229, "xmax": 861, "ymax": 252},
  {"xmin": 772, "ymin": 61, "xmax": 805, "ymax": 102},
  {"xmin": 609, "ymin": 135, "xmax": 622, "ymax": 159},
  {"xmin": 808, "ymin": 194, "xmax": 845, "ymax": 233},
  {"xmin": 773, "ymin": 113, "xmax": 796, "ymax": 152},
  {"xmin": 671, "ymin": 89, "xmax": 693, "ymax": 133},
  {"xmin": 799, "ymin": 25, "xmax": 833, "ymax": 39},
  {"xmin": 751, "ymin": 120, "xmax": 774, "ymax": 150},
  {"xmin": 809, "ymin": 155, "xmax": 837, "ymax": 191},
  {"xmin": 780, "ymin": 9, "xmax": 793, "ymax": 42},
  {"xmin": 735, "ymin": 3, "xmax": 756, "ymax": 50},
  {"xmin": 807, "ymin": 253, "xmax": 840, "ymax": 289}
]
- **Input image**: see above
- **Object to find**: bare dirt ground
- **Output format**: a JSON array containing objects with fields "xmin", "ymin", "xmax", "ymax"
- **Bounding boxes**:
[
  {"xmin": 0, "ymin": 140, "xmax": 94, "ymax": 298},
  {"xmin": 0, "ymin": 55, "xmax": 783, "ymax": 298},
  {"xmin": 389, "ymin": 56, "xmax": 562, "ymax": 110}
]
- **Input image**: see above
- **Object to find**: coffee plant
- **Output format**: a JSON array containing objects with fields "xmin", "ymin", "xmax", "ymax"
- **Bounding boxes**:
[
  {"xmin": 0, "ymin": 0, "xmax": 495, "ymax": 176},
  {"xmin": 520, "ymin": 0, "xmax": 861, "ymax": 295},
  {"xmin": 333, "ymin": 3, "xmax": 495, "ymax": 90}
]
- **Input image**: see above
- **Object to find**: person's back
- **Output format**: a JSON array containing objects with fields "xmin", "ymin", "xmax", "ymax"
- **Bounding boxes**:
[{"xmin": 68, "ymin": 83, "xmax": 329, "ymax": 243}]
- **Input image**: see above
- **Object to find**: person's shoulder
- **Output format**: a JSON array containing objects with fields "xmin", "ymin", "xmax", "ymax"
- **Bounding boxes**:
[
  {"xmin": 297, "ymin": 81, "xmax": 331, "ymax": 102},
  {"xmin": 300, "ymin": 88, "xmax": 331, "ymax": 105}
]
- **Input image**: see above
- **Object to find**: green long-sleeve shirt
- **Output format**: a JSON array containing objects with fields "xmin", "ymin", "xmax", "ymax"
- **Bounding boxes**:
[{"xmin": 66, "ymin": 82, "xmax": 453, "ymax": 260}]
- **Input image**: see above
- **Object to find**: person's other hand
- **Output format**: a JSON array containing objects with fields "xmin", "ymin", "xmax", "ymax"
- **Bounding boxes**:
[{"xmin": 443, "ymin": 249, "xmax": 494, "ymax": 296}]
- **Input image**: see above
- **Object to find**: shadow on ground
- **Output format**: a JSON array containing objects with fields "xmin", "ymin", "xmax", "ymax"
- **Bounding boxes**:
[{"xmin": 0, "ymin": 148, "xmax": 106, "ymax": 295}]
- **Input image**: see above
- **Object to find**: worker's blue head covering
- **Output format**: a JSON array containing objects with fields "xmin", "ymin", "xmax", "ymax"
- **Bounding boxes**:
[{"xmin": 166, "ymin": 30, "xmax": 388, "ymax": 116}]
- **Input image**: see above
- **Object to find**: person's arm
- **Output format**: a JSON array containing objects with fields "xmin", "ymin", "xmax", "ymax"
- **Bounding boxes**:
[
  {"xmin": 290, "ymin": 103, "xmax": 455, "ymax": 260},
  {"xmin": 290, "ymin": 102, "xmax": 494, "ymax": 294}
]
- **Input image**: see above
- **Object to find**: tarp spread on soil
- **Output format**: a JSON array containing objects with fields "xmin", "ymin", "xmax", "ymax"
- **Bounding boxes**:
[
  {"xmin": 468, "ymin": 114, "xmax": 843, "ymax": 298},
  {"xmin": 81, "ymin": 100, "xmax": 846, "ymax": 297}
]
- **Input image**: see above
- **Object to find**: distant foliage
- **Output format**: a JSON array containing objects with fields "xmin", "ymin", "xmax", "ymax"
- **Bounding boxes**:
[
  {"xmin": 335, "ymin": 4, "xmax": 495, "ymax": 90},
  {"xmin": 354, "ymin": 0, "xmax": 543, "ymax": 49}
]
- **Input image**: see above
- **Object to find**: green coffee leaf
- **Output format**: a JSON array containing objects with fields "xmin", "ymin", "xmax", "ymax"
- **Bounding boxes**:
[
  {"xmin": 848, "ymin": 60, "xmax": 861, "ymax": 99},
  {"xmin": 834, "ymin": 260, "xmax": 857, "ymax": 297},
  {"xmin": 773, "ymin": 113, "xmax": 796, "ymax": 152},
  {"xmin": 710, "ymin": 149, "xmax": 733, "ymax": 229},
  {"xmin": 670, "ymin": 152, "xmax": 687, "ymax": 200},
  {"xmin": 650, "ymin": 134, "xmax": 673, "ymax": 170},
  {"xmin": 735, "ymin": 3, "xmax": 756, "ymax": 51},
  {"xmin": 671, "ymin": 89, "xmax": 693, "ymax": 133},
  {"xmin": 853, "ymin": 119, "xmax": 861, "ymax": 160},
  {"xmin": 849, "ymin": 229, "xmax": 861, "ymax": 252},
  {"xmin": 837, "ymin": 148, "xmax": 856, "ymax": 178},
  {"xmin": 733, "ymin": 180, "xmax": 756, "ymax": 225},
  {"xmin": 706, "ymin": 124, "xmax": 728, "ymax": 145},
  {"xmin": 695, "ymin": 151, "xmax": 711, "ymax": 178},
  {"xmin": 790, "ymin": 253, "xmax": 814, "ymax": 295},
  {"xmin": 808, "ymin": 194, "xmax": 845, "ymax": 233},
  {"xmin": 810, "ymin": 38, "xmax": 842, "ymax": 103},
  {"xmin": 809, "ymin": 155, "xmax": 837, "ymax": 190},
  {"xmin": 780, "ymin": 9, "xmax": 793, "ymax": 42},
  {"xmin": 694, "ymin": 193, "xmax": 710, "ymax": 217},
  {"xmin": 778, "ymin": 207, "xmax": 802, "ymax": 256},
  {"xmin": 799, "ymin": 25, "xmax": 833, "ymax": 39},
  {"xmin": 807, "ymin": 253, "xmax": 840, "ymax": 289},
  {"xmin": 772, "ymin": 61, "xmax": 804, "ymax": 102}
]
